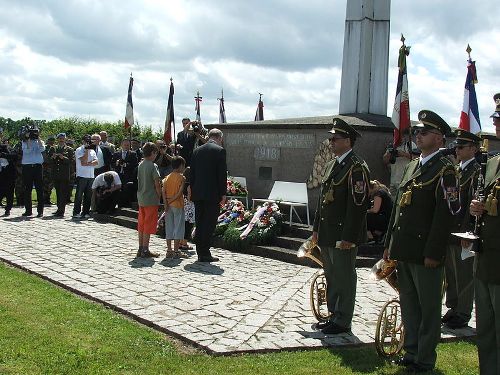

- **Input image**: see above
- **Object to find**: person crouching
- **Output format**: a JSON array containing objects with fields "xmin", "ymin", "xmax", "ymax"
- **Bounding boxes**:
[
  {"xmin": 92, "ymin": 171, "xmax": 121, "ymax": 214},
  {"xmin": 162, "ymin": 156, "xmax": 187, "ymax": 258}
]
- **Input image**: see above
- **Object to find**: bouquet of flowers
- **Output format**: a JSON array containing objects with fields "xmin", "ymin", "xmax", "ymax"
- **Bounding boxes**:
[
  {"xmin": 214, "ymin": 199, "xmax": 250, "ymax": 236},
  {"xmin": 240, "ymin": 201, "xmax": 282, "ymax": 240},
  {"xmin": 227, "ymin": 176, "xmax": 248, "ymax": 196}
]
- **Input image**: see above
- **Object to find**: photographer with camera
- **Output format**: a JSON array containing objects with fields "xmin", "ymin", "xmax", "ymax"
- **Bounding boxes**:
[
  {"xmin": 154, "ymin": 140, "xmax": 173, "ymax": 178},
  {"xmin": 177, "ymin": 118, "xmax": 207, "ymax": 167},
  {"xmin": 20, "ymin": 124, "xmax": 45, "ymax": 217},
  {"xmin": 111, "ymin": 139, "xmax": 138, "ymax": 207},
  {"xmin": 91, "ymin": 171, "xmax": 121, "ymax": 214},
  {"xmin": 47, "ymin": 133, "xmax": 74, "ymax": 217},
  {"xmin": 383, "ymin": 140, "xmax": 419, "ymax": 196},
  {"xmin": 0, "ymin": 133, "xmax": 17, "ymax": 217},
  {"xmin": 72, "ymin": 134, "xmax": 98, "ymax": 219}
]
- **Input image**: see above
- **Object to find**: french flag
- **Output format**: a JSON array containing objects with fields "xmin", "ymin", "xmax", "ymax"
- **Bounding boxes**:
[
  {"xmin": 124, "ymin": 75, "xmax": 134, "ymax": 130},
  {"xmin": 459, "ymin": 58, "xmax": 481, "ymax": 134}
]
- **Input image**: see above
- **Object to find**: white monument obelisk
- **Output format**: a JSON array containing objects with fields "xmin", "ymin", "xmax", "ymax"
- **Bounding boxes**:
[{"xmin": 338, "ymin": 0, "xmax": 390, "ymax": 116}]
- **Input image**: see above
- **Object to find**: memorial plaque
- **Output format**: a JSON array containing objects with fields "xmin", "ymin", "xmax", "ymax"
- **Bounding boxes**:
[
  {"xmin": 226, "ymin": 133, "xmax": 315, "ymax": 149},
  {"xmin": 254, "ymin": 146, "xmax": 280, "ymax": 161}
]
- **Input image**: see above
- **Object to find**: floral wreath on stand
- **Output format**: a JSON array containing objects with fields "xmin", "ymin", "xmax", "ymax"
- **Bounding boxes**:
[
  {"xmin": 221, "ymin": 201, "xmax": 283, "ymax": 250},
  {"xmin": 214, "ymin": 199, "xmax": 249, "ymax": 236},
  {"xmin": 227, "ymin": 176, "xmax": 248, "ymax": 197}
]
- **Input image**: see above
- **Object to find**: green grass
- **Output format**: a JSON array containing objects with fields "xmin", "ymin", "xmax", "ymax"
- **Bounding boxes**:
[{"xmin": 0, "ymin": 262, "xmax": 479, "ymax": 374}]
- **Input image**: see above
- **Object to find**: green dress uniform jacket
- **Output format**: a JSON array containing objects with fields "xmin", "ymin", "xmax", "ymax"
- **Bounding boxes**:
[
  {"xmin": 313, "ymin": 151, "xmax": 370, "ymax": 246},
  {"xmin": 48, "ymin": 145, "xmax": 74, "ymax": 180},
  {"xmin": 385, "ymin": 153, "xmax": 460, "ymax": 263},
  {"xmin": 476, "ymin": 154, "xmax": 500, "ymax": 285}
]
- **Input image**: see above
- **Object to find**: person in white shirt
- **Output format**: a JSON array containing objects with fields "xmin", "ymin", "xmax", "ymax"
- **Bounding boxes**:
[
  {"xmin": 92, "ymin": 171, "xmax": 121, "ymax": 214},
  {"xmin": 72, "ymin": 135, "xmax": 98, "ymax": 219}
]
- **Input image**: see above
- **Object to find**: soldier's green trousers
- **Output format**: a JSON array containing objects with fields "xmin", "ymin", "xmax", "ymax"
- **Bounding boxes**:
[
  {"xmin": 444, "ymin": 243, "xmax": 474, "ymax": 320},
  {"xmin": 398, "ymin": 261, "xmax": 443, "ymax": 370},
  {"xmin": 320, "ymin": 245, "xmax": 357, "ymax": 328},
  {"xmin": 475, "ymin": 278, "xmax": 500, "ymax": 375}
]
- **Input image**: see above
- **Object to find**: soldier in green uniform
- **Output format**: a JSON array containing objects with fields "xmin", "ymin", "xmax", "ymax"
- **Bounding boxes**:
[
  {"xmin": 47, "ymin": 133, "xmax": 74, "ymax": 217},
  {"xmin": 13, "ymin": 142, "xmax": 24, "ymax": 206},
  {"xmin": 312, "ymin": 118, "xmax": 370, "ymax": 335},
  {"xmin": 470, "ymin": 93, "xmax": 500, "ymax": 375},
  {"xmin": 442, "ymin": 129, "xmax": 481, "ymax": 329},
  {"xmin": 42, "ymin": 136, "xmax": 55, "ymax": 205},
  {"xmin": 65, "ymin": 138, "xmax": 76, "ymax": 203},
  {"xmin": 383, "ymin": 110, "xmax": 459, "ymax": 372}
]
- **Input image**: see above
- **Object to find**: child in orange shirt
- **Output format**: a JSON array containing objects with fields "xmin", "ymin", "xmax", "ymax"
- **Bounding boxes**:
[{"xmin": 162, "ymin": 156, "xmax": 186, "ymax": 258}]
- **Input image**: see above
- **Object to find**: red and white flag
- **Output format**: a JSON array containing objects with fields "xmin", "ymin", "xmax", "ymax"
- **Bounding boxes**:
[
  {"xmin": 254, "ymin": 93, "xmax": 264, "ymax": 121},
  {"xmin": 164, "ymin": 79, "xmax": 174, "ymax": 143},
  {"xmin": 391, "ymin": 38, "xmax": 411, "ymax": 148},
  {"xmin": 458, "ymin": 55, "xmax": 481, "ymax": 134},
  {"xmin": 124, "ymin": 75, "xmax": 134, "ymax": 130}
]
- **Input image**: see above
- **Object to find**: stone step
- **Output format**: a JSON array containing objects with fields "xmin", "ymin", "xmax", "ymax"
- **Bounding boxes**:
[
  {"xmin": 113, "ymin": 207, "xmax": 139, "ymax": 219},
  {"xmin": 94, "ymin": 214, "xmax": 137, "ymax": 230}
]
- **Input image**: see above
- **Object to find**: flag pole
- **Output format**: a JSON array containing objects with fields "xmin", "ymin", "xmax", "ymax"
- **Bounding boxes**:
[{"xmin": 129, "ymin": 72, "xmax": 132, "ymax": 145}]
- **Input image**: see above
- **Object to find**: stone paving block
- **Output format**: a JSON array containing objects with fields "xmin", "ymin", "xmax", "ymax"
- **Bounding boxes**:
[{"xmin": 0, "ymin": 207, "xmax": 477, "ymax": 354}]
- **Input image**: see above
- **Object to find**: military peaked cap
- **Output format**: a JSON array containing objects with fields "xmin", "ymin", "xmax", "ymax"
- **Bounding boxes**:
[
  {"xmin": 491, "ymin": 93, "xmax": 500, "ymax": 118},
  {"xmin": 454, "ymin": 129, "xmax": 481, "ymax": 145},
  {"xmin": 328, "ymin": 118, "xmax": 362, "ymax": 138},
  {"xmin": 415, "ymin": 110, "xmax": 451, "ymax": 135}
]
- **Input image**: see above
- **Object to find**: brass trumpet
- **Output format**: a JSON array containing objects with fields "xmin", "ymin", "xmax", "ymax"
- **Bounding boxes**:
[
  {"xmin": 372, "ymin": 259, "xmax": 405, "ymax": 358},
  {"xmin": 298, "ymin": 238, "xmax": 331, "ymax": 322}
]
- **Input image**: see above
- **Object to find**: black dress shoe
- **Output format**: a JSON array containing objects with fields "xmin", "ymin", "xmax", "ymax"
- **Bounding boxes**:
[
  {"xmin": 21, "ymin": 212, "xmax": 33, "ymax": 217},
  {"xmin": 198, "ymin": 256, "xmax": 219, "ymax": 262},
  {"xmin": 36, "ymin": 212, "xmax": 44, "ymax": 218},
  {"xmin": 314, "ymin": 320, "xmax": 333, "ymax": 330},
  {"xmin": 392, "ymin": 356, "xmax": 414, "ymax": 367},
  {"xmin": 321, "ymin": 322, "xmax": 350, "ymax": 334},
  {"xmin": 408, "ymin": 363, "xmax": 432, "ymax": 373},
  {"xmin": 445, "ymin": 316, "xmax": 469, "ymax": 329},
  {"xmin": 3, "ymin": 210, "xmax": 10, "ymax": 217},
  {"xmin": 441, "ymin": 309, "xmax": 456, "ymax": 323}
]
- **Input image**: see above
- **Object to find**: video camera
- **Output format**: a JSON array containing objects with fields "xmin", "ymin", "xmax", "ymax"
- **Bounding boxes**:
[
  {"xmin": 19, "ymin": 124, "xmax": 40, "ymax": 141},
  {"xmin": 386, "ymin": 145, "xmax": 399, "ymax": 164},
  {"xmin": 190, "ymin": 120, "xmax": 201, "ymax": 133},
  {"xmin": 440, "ymin": 141, "xmax": 457, "ymax": 158},
  {"xmin": 82, "ymin": 134, "xmax": 96, "ymax": 150}
]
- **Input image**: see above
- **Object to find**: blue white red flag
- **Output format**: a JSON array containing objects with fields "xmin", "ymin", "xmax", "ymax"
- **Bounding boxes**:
[
  {"xmin": 391, "ymin": 40, "xmax": 410, "ymax": 147},
  {"xmin": 459, "ymin": 58, "xmax": 481, "ymax": 134},
  {"xmin": 195, "ymin": 91, "xmax": 202, "ymax": 122},
  {"xmin": 124, "ymin": 75, "xmax": 134, "ymax": 130},
  {"xmin": 218, "ymin": 90, "xmax": 227, "ymax": 124}
]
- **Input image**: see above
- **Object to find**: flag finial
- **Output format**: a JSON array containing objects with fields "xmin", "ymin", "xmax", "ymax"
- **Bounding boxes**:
[
  {"xmin": 130, "ymin": 72, "xmax": 133, "ymax": 78},
  {"xmin": 400, "ymin": 34, "xmax": 405, "ymax": 45},
  {"xmin": 466, "ymin": 44, "xmax": 472, "ymax": 58},
  {"xmin": 170, "ymin": 77, "xmax": 173, "ymax": 83}
]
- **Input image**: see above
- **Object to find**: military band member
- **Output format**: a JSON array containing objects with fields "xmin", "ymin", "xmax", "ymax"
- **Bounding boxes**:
[
  {"xmin": 48, "ymin": 133, "xmax": 74, "ymax": 217},
  {"xmin": 43, "ymin": 136, "xmax": 55, "ymax": 205},
  {"xmin": 312, "ymin": 118, "xmax": 370, "ymax": 335},
  {"xmin": 470, "ymin": 93, "xmax": 500, "ymax": 375},
  {"xmin": 383, "ymin": 110, "xmax": 459, "ymax": 372},
  {"xmin": 442, "ymin": 129, "xmax": 481, "ymax": 329}
]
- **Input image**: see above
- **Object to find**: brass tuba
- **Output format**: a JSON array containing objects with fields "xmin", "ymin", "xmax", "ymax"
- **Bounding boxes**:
[
  {"xmin": 298, "ymin": 237, "xmax": 331, "ymax": 322},
  {"xmin": 372, "ymin": 259, "xmax": 405, "ymax": 358}
]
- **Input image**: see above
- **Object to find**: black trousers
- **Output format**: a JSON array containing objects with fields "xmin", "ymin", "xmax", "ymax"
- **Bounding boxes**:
[
  {"xmin": 53, "ymin": 178, "xmax": 70, "ymax": 214},
  {"xmin": 194, "ymin": 200, "xmax": 220, "ymax": 259},
  {"xmin": 0, "ymin": 174, "xmax": 15, "ymax": 212},
  {"xmin": 96, "ymin": 190, "xmax": 119, "ymax": 214},
  {"xmin": 22, "ymin": 164, "xmax": 43, "ymax": 214}
]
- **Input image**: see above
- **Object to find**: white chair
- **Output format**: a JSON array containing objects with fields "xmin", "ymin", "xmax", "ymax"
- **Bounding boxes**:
[
  {"xmin": 252, "ymin": 181, "xmax": 310, "ymax": 226},
  {"xmin": 226, "ymin": 176, "xmax": 249, "ymax": 208}
]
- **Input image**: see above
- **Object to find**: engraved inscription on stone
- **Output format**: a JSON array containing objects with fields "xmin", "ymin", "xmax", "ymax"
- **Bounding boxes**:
[
  {"xmin": 254, "ymin": 147, "xmax": 280, "ymax": 161},
  {"xmin": 226, "ymin": 133, "xmax": 315, "ymax": 149}
]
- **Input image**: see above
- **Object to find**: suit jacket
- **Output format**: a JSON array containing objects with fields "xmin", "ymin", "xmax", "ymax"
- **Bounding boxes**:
[
  {"xmin": 313, "ymin": 151, "xmax": 370, "ymax": 246},
  {"xmin": 476, "ymin": 154, "xmax": 500, "ymax": 284},
  {"xmin": 385, "ymin": 153, "xmax": 459, "ymax": 264},
  {"xmin": 99, "ymin": 145, "xmax": 113, "ymax": 168},
  {"xmin": 190, "ymin": 141, "xmax": 227, "ymax": 202},
  {"xmin": 177, "ymin": 131, "xmax": 196, "ymax": 166},
  {"xmin": 111, "ymin": 150, "xmax": 138, "ymax": 183}
]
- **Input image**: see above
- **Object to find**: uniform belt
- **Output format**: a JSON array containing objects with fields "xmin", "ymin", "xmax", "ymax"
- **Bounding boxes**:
[{"xmin": 23, "ymin": 163, "xmax": 42, "ymax": 167}]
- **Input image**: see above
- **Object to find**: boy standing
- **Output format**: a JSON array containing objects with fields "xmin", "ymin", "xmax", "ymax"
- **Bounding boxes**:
[
  {"xmin": 136, "ymin": 142, "xmax": 161, "ymax": 258},
  {"xmin": 162, "ymin": 156, "xmax": 187, "ymax": 258}
]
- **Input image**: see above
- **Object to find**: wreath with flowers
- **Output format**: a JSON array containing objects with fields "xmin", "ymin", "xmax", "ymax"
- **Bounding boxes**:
[
  {"xmin": 227, "ymin": 176, "xmax": 248, "ymax": 196},
  {"xmin": 220, "ymin": 201, "xmax": 283, "ymax": 250},
  {"xmin": 214, "ymin": 199, "xmax": 250, "ymax": 236}
]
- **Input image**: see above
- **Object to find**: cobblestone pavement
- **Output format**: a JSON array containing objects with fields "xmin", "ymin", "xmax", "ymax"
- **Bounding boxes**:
[{"xmin": 0, "ymin": 206, "xmax": 475, "ymax": 354}]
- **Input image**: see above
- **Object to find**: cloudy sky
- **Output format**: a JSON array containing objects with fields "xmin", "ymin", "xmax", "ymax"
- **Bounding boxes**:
[{"xmin": 0, "ymin": 0, "xmax": 498, "ymax": 133}]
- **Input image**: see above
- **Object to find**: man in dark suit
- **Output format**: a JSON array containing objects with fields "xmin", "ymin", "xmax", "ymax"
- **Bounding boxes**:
[
  {"xmin": 384, "ymin": 110, "xmax": 459, "ymax": 372},
  {"xmin": 92, "ymin": 133, "xmax": 113, "ymax": 176},
  {"xmin": 177, "ymin": 118, "xmax": 207, "ymax": 166},
  {"xmin": 190, "ymin": 128, "xmax": 227, "ymax": 262},
  {"xmin": 470, "ymin": 93, "xmax": 500, "ymax": 375},
  {"xmin": 111, "ymin": 139, "xmax": 138, "ymax": 207},
  {"xmin": 312, "ymin": 118, "xmax": 370, "ymax": 335}
]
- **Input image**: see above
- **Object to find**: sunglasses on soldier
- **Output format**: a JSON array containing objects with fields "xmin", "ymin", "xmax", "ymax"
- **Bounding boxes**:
[{"xmin": 412, "ymin": 128, "xmax": 440, "ymax": 137}]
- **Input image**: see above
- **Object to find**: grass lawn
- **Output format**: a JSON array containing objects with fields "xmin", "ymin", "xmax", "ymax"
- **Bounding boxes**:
[{"xmin": 0, "ymin": 262, "xmax": 479, "ymax": 375}]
